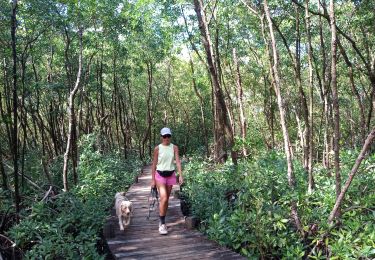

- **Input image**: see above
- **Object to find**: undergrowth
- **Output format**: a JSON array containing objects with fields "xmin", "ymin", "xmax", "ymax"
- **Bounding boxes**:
[
  {"xmin": 182, "ymin": 150, "xmax": 375, "ymax": 259},
  {"xmin": 6, "ymin": 134, "xmax": 141, "ymax": 259}
]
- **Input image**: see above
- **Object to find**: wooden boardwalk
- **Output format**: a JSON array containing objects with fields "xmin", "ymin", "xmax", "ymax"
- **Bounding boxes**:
[{"xmin": 104, "ymin": 166, "xmax": 246, "ymax": 260}]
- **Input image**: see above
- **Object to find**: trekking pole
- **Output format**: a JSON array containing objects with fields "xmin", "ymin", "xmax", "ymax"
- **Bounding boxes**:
[{"xmin": 147, "ymin": 186, "xmax": 159, "ymax": 220}]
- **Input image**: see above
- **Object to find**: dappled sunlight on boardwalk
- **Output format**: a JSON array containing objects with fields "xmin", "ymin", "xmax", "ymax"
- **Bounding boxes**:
[{"xmin": 104, "ymin": 166, "xmax": 246, "ymax": 259}]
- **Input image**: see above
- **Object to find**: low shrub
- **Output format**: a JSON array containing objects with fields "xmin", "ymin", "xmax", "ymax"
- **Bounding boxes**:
[
  {"xmin": 182, "ymin": 150, "xmax": 375, "ymax": 259},
  {"xmin": 8, "ymin": 134, "xmax": 141, "ymax": 259}
]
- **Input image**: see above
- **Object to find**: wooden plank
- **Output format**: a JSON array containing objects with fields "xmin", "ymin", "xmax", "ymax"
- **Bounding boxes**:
[{"xmin": 104, "ymin": 165, "xmax": 246, "ymax": 259}]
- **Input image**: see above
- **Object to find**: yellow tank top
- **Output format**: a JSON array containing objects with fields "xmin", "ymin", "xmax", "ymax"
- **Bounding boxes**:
[{"xmin": 156, "ymin": 144, "xmax": 175, "ymax": 171}]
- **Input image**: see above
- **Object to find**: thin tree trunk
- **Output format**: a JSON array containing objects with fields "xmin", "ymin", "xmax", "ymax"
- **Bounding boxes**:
[
  {"xmin": 1, "ymin": 60, "xmax": 12, "ymax": 149},
  {"xmin": 62, "ymin": 28, "xmax": 83, "ymax": 191},
  {"xmin": 99, "ymin": 49, "xmax": 105, "ymax": 153},
  {"xmin": 328, "ymin": 127, "xmax": 375, "ymax": 223},
  {"xmin": 20, "ymin": 54, "xmax": 27, "ymax": 190},
  {"xmin": 113, "ymin": 53, "xmax": 120, "ymax": 148},
  {"xmin": 295, "ymin": 5, "xmax": 310, "ymax": 170},
  {"xmin": 47, "ymin": 102, "xmax": 59, "ymax": 156},
  {"xmin": 263, "ymin": 0, "xmax": 303, "ymax": 233},
  {"xmin": 366, "ymin": 80, "xmax": 375, "ymax": 131},
  {"xmin": 305, "ymin": 0, "xmax": 315, "ymax": 193},
  {"xmin": 263, "ymin": 75, "xmax": 275, "ymax": 149},
  {"xmin": 233, "ymin": 48, "xmax": 247, "ymax": 157},
  {"xmin": 141, "ymin": 61, "xmax": 153, "ymax": 159},
  {"xmin": 126, "ymin": 80, "xmax": 141, "ymax": 158},
  {"xmin": 11, "ymin": 0, "xmax": 20, "ymax": 216},
  {"xmin": 71, "ymin": 116, "xmax": 78, "ymax": 185},
  {"xmin": 0, "ymin": 146, "xmax": 8, "ymax": 190},
  {"xmin": 189, "ymin": 56, "xmax": 209, "ymax": 158},
  {"xmin": 216, "ymin": 28, "xmax": 236, "ymax": 149},
  {"xmin": 338, "ymin": 41, "xmax": 366, "ymax": 144},
  {"xmin": 40, "ymin": 119, "xmax": 52, "ymax": 184},
  {"xmin": 63, "ymin": 28, "xmax": 72, "ymax": 90},
  {"xmin": 166, "ymin": 61, "xmax": 177, "ymax": 126},
  {"xmin": 329, "ymin": 0, "xmax": 341, "ymax": 215},
  {"xmin": 148, "ymin": 63, "xmax": 154, "ymax": 159},
  {"xmin": 118, "ymin": 94, "xmax": 127, "ymax": 159},
  {"xmin": 272, "ymin": 8, "xmax": 309, "ymax": 168}
]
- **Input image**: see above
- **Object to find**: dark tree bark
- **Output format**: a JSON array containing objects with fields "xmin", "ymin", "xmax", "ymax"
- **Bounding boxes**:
[
  {"xmin": 99, "ymin": 47, "xmax": 105, "ymax": 153},
  {"xmin": 1, "ymin": 60, "xmax": 12, "ymax": 150},
  {"xmin": 263, "ymin": 75, "xmax": 275, "ymax": 149},
  {"xmin": 141, "ymin": 61, "xmax": 153, "ymax": 160},
  {"xmin": 11, "ymin": 0, "xmax": 20, "ymax": 215},
  {"xmin": 118, "ymin": 94, "xmax": 128, "ymax": 159},
  {"xmin": 113, "ymin": 53, "xmax": 121, "ymax": 148},
  {"xmin": 0, "ymin": 145, "xmax": 8, "ymax": 190},
  {"xmin": 329, "ymin": 0, "xmax": 341, "ymax": 211},
  {"xmin": 193, "ymin": 0, "xmax": 236, "ymax": 164}
]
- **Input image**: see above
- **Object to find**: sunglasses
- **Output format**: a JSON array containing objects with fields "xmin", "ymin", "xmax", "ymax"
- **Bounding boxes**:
[{"xmin": 162, "ymin": 135, "xmax": 171, "ymax": 139}]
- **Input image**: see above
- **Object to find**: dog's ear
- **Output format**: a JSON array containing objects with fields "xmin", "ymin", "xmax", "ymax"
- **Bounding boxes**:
[{"xmin": 129, "ymin": 202, "xmax": 133, "ymax": 213}]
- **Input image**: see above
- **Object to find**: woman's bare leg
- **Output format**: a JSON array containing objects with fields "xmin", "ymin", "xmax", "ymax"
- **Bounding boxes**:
[
  {"xmin": 157, "ymin": 184, "xmax": 173, "ymax": 217},
  {"xmin": 157, "ymin": 183, "xmax": 167, "ymax": 216}
]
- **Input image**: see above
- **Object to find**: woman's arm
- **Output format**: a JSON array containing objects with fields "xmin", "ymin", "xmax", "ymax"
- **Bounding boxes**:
[
  {"xmin": 151, "ymin": 146, "xmax": 159, "ymax": 187},
  {"xmin": 174, "ymin": 145, "xmax": 183, "ymax": 185}
]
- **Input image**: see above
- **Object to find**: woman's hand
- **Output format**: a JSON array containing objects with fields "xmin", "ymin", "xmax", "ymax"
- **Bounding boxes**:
[
  {"xmin": 151, "ymin": 179, "xmax": 156, "ymax": 188},
  {"xmin": 178, "ymin": 175, "xmax": 184, "ymax": 185}
]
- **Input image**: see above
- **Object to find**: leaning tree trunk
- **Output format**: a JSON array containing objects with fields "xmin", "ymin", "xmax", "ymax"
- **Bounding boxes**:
[
  {"xmin": 193, "ymin": 0, "xmax": 236, "ymax": 164},
  {"xmin": 263, "ymin": 0, "xmax": 303, "ymax": 233},
  {"xmin": 328, "ymin": 127, "xmax": 375, "ymax": 223},
  {"xmin": 62, "ymin": 28, "xmax": 83, "ymax": 192},
  {"xmin": 11, "ymin": 0, "xmax": 20, "ymax": 215},
  {"xmin": 338, "ymin": 41, "xmax": 366, "ymax": 144},
  {"xmin": 329, "ymin": 0, "xmax": 341, "ymax": 217}
]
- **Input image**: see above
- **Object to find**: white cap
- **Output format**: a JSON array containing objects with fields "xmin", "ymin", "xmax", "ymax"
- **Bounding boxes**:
[{"xmin": 160, "ymin": 127, "xmax": 172, "ymax": 136}]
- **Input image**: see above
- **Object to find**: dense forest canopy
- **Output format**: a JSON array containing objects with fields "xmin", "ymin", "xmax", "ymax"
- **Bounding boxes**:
[{"xmin": 0, "ymin": 0, "xmax": 374, "ymax": 258}]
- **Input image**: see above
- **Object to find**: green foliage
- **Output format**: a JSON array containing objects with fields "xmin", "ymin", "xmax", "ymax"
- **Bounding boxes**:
[
  {"xmin": 182, "ymin": 150, "xmax": 375, "ymax": 259},
  {"xmin": 8, "ymin": 134, "xmax": 141, "ymax": 259}
]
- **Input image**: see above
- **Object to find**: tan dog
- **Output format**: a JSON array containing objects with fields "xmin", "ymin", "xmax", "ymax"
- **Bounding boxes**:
[{"xmin": 115, "ymin": 192, "xmax": 133, "ymax": 230}]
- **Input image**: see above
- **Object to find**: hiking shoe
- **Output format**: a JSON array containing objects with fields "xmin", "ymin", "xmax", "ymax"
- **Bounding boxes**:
[{"xmin": 159, "ymin": 224, "xmax": 168, "ymax": 235}]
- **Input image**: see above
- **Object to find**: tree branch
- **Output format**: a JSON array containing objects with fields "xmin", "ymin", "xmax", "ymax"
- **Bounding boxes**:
[
  {"xmin": 240, "ymin": 0, "xmax": 258, "ymax": 15},
  {"xmin": 291, "ymin": 0, "xmax": 371, "ymax": 73}
]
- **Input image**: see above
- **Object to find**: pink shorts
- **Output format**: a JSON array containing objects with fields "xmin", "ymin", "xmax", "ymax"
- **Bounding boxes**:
[{"xmin": 155, "ymin": 171, "xmax": 177, "ymax": 186}]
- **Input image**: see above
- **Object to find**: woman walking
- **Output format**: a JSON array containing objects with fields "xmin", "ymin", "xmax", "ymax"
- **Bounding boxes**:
[{"xmin": 151, "ymin": 127, "xmax": 183, "ymax": 235}]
